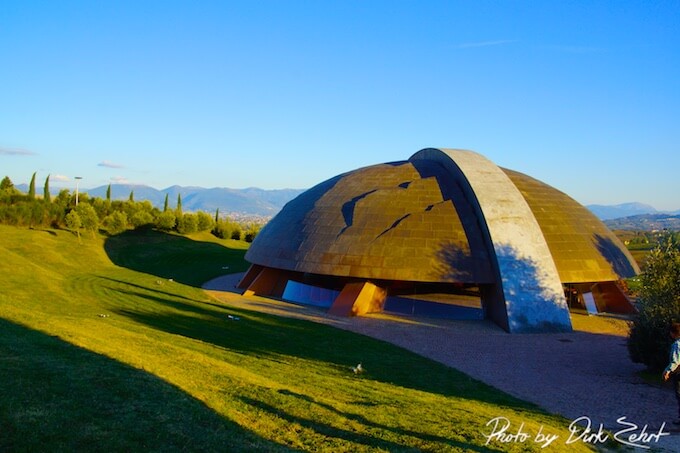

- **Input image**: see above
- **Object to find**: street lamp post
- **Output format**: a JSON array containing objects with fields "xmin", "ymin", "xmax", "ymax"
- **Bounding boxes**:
[{"xmin": 75, "ymin": 176, "xmax": 83, "ymax": 206}]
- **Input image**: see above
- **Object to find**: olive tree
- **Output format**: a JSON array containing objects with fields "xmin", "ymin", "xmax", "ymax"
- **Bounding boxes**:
[
  {"xmin": 155, "ymin": 210, "xmax": 176, "ymax": 231},
  {"xmin": 65, "ymin": 210, "xmax": 82, "ymax": 238},
  {"xmin": 197, "ymin": 211, "xmax": 215, "ymax": 232},
  {"xmin": 628, "ymin": 234, "xmax": 680, "ymax": 370},
  {"xmin": 103, "ymin": 211, "xmax": 128, "ymax": 235},
  {"xmin": 75, "ymin": 203, "xmax": 99, "ymax": 237}
]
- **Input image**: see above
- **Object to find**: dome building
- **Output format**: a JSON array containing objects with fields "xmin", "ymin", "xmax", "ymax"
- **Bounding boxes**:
[{"xmin": 239, "ymin": 148, "xmax": 639, "ymax": 333}]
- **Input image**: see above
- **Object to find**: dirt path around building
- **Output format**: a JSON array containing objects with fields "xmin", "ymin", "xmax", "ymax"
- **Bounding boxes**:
[{"xmin": 204, "ymin": 273, "xmax": 680, "ymax": 452}]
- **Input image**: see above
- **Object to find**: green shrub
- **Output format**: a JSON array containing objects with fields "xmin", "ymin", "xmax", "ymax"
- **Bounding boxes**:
[
  {"xmin": 177, "ymin": 213, "xmax": 198, "ymax": 234},
  {"xmin": 130, "ymin": 211, "xmax": 154, "ymax": 229},
  {"xmin": 243, "ymin": 223, "xmax": 261, "ymax": 243},
  {"xmin": 91, "ymin": 197, "xmax": 111, "ymax": 219},
  {"xmin": 0, "ymin": 176, "xmax": 15, "ymax": 191},
  {"xmin": 196, "ymin": 211, "xmax": 215, "ymax": 232},
  {"xmin": 155, "ymin": 211, "xmax": 176, "ymax": 231},
  {"xmin": 212, "ymin": 218, "xmax": 243, "ymax": 240},
  {"xmin": 211, "ymin": 221, "xmax": 227, "ymax": 239},
  {"xmin": 103, "ymin": 211, "xmax": 128, "ymax": 235},
  {"xmin": 628, "ymin": 235, "xmax": 680, "ymax": 370},
  {"xmin": 64, "ymin": 210, "xmax": 82, "ymax": 233},
  {"xmin": 75, "ymin": 203, "xmax": 99, "ymax": 236}
]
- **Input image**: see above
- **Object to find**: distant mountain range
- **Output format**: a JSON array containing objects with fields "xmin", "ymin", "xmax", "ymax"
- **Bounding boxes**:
[
  {"xmin": 17, "ymin": 183, "xmax": 305, "ymax": 218},
  {"xmin": 585, "ymin": 203, "xmax": 680, "ymax": 230},
  {"xmin": 585, "ymin": 202, "xmax": 679, "ymax": 220},
  {"xmin": 90, "ymin": 184, "xmax": 306, "ymax": 217},
  {"xmin": 14, "ymin": 183, "xmax": 680, "ymax": 229},
  {"xmin": 602, "ymin": 214, "xmax": 680, "ymax": 231}
]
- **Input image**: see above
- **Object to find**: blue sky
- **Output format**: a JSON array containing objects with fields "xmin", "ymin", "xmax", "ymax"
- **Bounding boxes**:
[{"xmin": 1, "ymin": 1, "xmax": 679, "ymax": 210}]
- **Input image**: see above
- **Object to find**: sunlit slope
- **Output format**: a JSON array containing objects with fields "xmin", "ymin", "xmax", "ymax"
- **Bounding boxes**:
[{"xmin": 0, "ymin": 226, "xmax": 594, "ymax": 451}]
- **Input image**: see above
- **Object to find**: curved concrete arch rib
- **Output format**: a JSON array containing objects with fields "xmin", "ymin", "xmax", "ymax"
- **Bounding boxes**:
[{"xmin": 409, "ymin": 148, "xmax": 572, "ymax": 333}]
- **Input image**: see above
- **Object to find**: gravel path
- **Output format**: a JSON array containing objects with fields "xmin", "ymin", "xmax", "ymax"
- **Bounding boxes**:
[{"xmin": 204, "ymin": 274, "xmax": 680, "ymax": 452}]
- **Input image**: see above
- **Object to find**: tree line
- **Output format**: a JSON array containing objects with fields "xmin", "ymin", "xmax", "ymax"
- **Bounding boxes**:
[{"xmin": 0, "ymin": 174, "xmax": 261, "ymax": 241}]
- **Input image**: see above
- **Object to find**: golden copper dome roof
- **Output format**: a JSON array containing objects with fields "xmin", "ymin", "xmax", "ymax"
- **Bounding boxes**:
[{"xmin": 246, "ymin": 151, "xmax": 638, "ymax": 285}]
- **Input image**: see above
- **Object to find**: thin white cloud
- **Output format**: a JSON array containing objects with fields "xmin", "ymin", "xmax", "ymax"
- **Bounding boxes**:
[
  {"xmin": 98, "ymin": 160, "xmax": 125, "ymax": 169},
  {"xmin": 0, "ymin": 147, "xmax": 37, "ymax": 156},
  {"xmin": 52, "ymin": 174, "xmax": 71, "ymax": 182},
  {"xmin": 457, "ymin": 40, "xmax": 518, "ymax": 49},
  {"xmin": 110, "ymin": 176, "xmax": 130, "ymax": 184}
]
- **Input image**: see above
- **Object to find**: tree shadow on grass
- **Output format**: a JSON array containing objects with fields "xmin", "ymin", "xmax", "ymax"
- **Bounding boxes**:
[
  {"xmin": 0, "ymin": 317, "xmax": 286, "ymax": 452},
  {"xmin": 238, "ymin": 395, "xmax": 503, "ymax": 453},
  {"xmin": 103, "ymin": 229, "xmax": 249, "ymax": 288},
  {"xmin": 32, "ymin": 228, "xmax": 58, "ymax": 236},
  {"xmin": 107, "ymin": 284, "xmax": 538, "ymax": 413},
  {"xmin": 268, "ymin": 390, "xmax": 503, "ymax": 452}
]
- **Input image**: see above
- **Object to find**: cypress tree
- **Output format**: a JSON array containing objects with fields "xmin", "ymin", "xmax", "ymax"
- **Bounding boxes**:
[
  {"xmin": 43, "ymin": 174, "xmax": 51, "ymax": 202},
  {"xmin": 176, "ymin": 193, "xmax": 183, "ymax": 216},
  {"xmin": 106, "ymin": 184, "xmax": 111, "ymax": 202},
  {"xmin": 28, "ymin": 172, "xmax": 36, "ymax": 199},
  {"xmin": 215, "ymin": 208, "xmax": 220, "ymax": 223},
  {"xmin": 163, "ymin": 193, "xmax": 169, "ymax": 212},
  {"xmin": 129, "ymin": 190, "xmax": 134, "ymax": 202}
]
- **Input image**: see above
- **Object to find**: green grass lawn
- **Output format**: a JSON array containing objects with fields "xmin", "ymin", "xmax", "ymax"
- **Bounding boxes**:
[{"xmin": 0, "ymin": 225, "xmax": 595, "ymax": 452}]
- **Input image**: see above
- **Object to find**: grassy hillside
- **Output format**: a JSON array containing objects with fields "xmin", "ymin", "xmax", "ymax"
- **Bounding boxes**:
[{"xmin": 0, "ymin": 226, "xmax": 594, "ymax": 451}]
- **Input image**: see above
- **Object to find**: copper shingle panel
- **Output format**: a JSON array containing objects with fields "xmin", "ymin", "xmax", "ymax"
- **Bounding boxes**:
[{"xmin": 503, "ymin": 168, "xmax": 639, "ymax": 282}]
